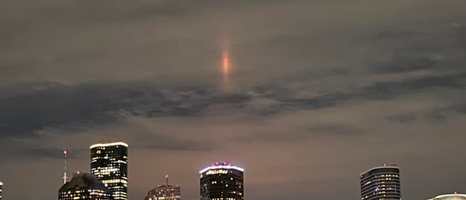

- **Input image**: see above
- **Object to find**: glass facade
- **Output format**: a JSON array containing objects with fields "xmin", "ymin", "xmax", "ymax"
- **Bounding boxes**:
[
  {"xmin": 91, "ymin": 142, "xmax": 128, "ymax": 200},
  {"xmin": 360, "ymin": 165, "xmax": 401, "ymax": 200},
  {"xmin": 200, "ymin": 162, "xmax": 244, "ymax": 200},
  {"xmin": 59, "ymin": 173, "xmax": 112, "ymax": 200},
  {"xmin": 145, "ymin": 185, "xmax": 181, "ymax": 200}
]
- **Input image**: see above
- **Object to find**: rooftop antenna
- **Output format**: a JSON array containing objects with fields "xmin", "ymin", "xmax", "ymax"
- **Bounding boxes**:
[
  {"xmin": 166, "ymin": 174, "xmax": 169, "ymax": 186},
  {"xmin": 63, "ymin": 150, "xmax": 68, "ymax": 184}
]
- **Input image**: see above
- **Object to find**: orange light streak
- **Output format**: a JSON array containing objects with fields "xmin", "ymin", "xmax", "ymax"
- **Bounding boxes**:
[{"xmin": 223, "ymin": 52, "xmax": 230, "ymax": 75}]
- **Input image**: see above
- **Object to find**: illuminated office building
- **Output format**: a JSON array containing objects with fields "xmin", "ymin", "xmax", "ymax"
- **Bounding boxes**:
[
  {"xmin": 59, "ymin": 172, "xmax": 112, "ymax": 200},
  {"xmin": 91, "ymin": 142, "xmax": 128, "ymax": 200},
  {"xmin": 145, "ymin": 176, "xmax": 181, "ymax": 200},
  {"xmin": 0, "ymin": 181, "xmax": 3, "ymax": 200},
  {"xmin": 428, "ymin": 193, "xmax": 466, "ymax": 200},
  {"xmin": 200, "ymin": 162, "xmax": 244, "ymax": 200},
  {"xmin": 360, "ymin": 164, "xmax": 401, "ymax": 200}
]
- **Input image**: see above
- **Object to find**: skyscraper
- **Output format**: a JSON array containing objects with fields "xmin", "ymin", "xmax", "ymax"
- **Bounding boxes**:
[
  {"xmin": 200, "ymin": 162, "xmax": 244, "ymax": 200},
  {"xmin": 0, "ymin": 181, "xmax": 3, "ymax": 200},
  {"xmin": 360, "ymin": 164, "xmax": 401, "ymax": 200},
  {"xmin": 145, "ymin": 175, "xmax": 181, "ymax": 200},
  {"xmin": 90, "ymin": 142, "xmax": 128, "ymax": 200},
  {"xmin": 428, "ymin": 193, "xmax": 466, "ymax": 200},
  {"xmin": 59, "ymin": 172, "xmax": 112, "ymax": 200}
]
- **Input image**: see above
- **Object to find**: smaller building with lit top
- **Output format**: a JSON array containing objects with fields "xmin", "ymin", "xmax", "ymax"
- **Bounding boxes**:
[
  {"xmin": 360, "ymin": 164, "xmax": 401, "ymax": 200},
  {"xmin": 200, "ymin": 162, "xmax": 244, "ymax": 200},
  {"xmin": 59, "ymin": 172, "xmax": 112, "ymax": 200},
  {"xmin": 145, "ymin": 175, "xmax": 181, "ymax": 200},
  {"xmin": 428, "ymin": 193, "xmax": 466, "ymax": 200}
]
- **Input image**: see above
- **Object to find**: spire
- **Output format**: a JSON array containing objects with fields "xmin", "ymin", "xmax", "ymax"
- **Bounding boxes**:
[
  {"xmin": 63, "ymin": 150, "xmax": 68, "ymax": 184},
  {"xmin": 165, "ymin": 175, "xmax": 169, "ymax": 186}
]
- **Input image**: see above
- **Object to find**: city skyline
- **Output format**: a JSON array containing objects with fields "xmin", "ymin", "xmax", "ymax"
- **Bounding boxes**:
[{"xmin": 1, "ymin": 0, "xmax": 466, "ymax": 200}]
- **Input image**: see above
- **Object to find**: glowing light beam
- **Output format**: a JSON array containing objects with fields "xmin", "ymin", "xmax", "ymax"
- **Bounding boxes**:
[{"xmin": 223, "ymin": 52, "xmax": 230, "ymax": 75}]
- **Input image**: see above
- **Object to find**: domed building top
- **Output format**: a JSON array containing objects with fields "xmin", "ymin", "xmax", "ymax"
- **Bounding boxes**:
[
  {"xmin": 59, "ymin": 172, "xmax": 109, "ymax": 192},
  {"xmin": 429, "ymin": 193, "xmax": 466, "ymax": 200}
]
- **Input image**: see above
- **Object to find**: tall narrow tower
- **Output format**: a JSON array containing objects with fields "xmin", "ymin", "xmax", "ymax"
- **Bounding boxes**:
[
  {"xmin": 90, "ymin": 142, "xmax": 128, "ymax": 200},
  {"xmin": 360, "ymin": 164, "xmax": 401, "ymax": 200},
  {"xmin": 63, "ymin": 150, "xmax": 68, "ymax": 184},
  {"xmin": 200, "ymin": 162, "xmax": 244, "ymax": 200}
]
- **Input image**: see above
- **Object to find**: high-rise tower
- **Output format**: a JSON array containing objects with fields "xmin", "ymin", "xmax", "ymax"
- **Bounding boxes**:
[
  {"xmin": 200, "ymin": 162, "xmax": 244, "ymax": 200},
  {"xmin": 360, "ymin": 164, "xmax": 401, "ymax": 200},
  {"xmin": 90, "ymin": 142, "xmax": 128, "ymax": 200}
]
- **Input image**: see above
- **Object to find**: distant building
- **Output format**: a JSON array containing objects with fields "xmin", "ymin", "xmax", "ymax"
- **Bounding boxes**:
[
  {"xmin": 90, "ymin": 142, "xmax": 128, "ymax": 200},
  {"xmin": 428, "ymin": 193, "xmax": 466, "ymax": 200},
  {"xmin": 200, "ymin": 162, "xmax": 244, "ymax": 200},
  {"xmin": 59, "ymin": 172, "xmax": 112, "ymax": 200},
  {"xmin": 360, "ymin": 164, "xmax": 401, "ymax": 200},
  {"xmin": 145, "ymin": 176, "xmax": 181, "ymax": 200},
  {"xmin": 0, "ymin": 181, "xmax": 3, "ymax": 200}
]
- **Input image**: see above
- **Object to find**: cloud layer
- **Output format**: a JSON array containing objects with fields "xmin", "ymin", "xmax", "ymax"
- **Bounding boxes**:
[{"xmin": 1, "ymin": 0, "xmax": 466, "ymax": 200}]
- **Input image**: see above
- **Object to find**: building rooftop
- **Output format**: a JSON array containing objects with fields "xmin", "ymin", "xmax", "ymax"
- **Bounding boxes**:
[
  {"xmin": 0, "ymin": 181, "xmax": 3, "ymax": 185},
  {"xmin": 59, "ymin": 173, "xmax": 109, "ymax": 192},
  {"xmin": 156, "ymin": 184, "xmax": 179, "ymax": 188},
  {"xmin": 199, "ymin": 162, "xmax": 244, "ymax": 174},
  {"xmin": 360, "ymin": 164, "xmax": 399, "ymax": 176},
  {"xmin": 429, "ymin": 194, "xmax": 466, "ymax": 200},
  {"xmin": 90, "ymin": 142, "xmax": 129, "ymax": 149}
]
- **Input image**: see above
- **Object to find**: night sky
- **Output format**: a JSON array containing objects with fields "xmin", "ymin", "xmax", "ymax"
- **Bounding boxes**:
[{"xmin": 1, "ymin": 0, "xmax": 466, "ymax": 200}]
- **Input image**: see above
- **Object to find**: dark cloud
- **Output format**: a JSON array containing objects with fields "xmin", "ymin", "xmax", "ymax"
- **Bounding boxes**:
[
  {"xmin": 306, "ymin": 123, "xmax": 364, "ymax": 137},
  {"xmin": 358, "ymin": 72, "xmax": 466, "ymax": 100},
  {"xmin": 1, "ymin": 69, "xmax": 465, "ymax": 139},
  {"xmin": 386, "ymin": 113, "xmax": 418, "ymax": 124},
  {"xmin": 143, "ymin": 142, "xmax": 217, "ymax": 152},
  {"xmin": 372, "ymin": 56, "xmax": 438, "ymax": 74},
  {"xmin": 237, "ymin": 123, "xmax": 363, "ymax": 143},
  {"xmin": 0, "ymin": 82, "xmax": 122, "ymax": 137},
  {"xmin": 385, "ymin": 101, "xmax": 466, "ymax": 124},
  {"xmin": 423, "ymin": 110, "xmax": 449, "ymax": 123},
  {"xmin": 10, "ymin": 147, "xmax": 83, "ymax": 160}
]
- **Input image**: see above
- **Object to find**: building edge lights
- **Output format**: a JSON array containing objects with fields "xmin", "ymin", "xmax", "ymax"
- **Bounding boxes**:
[
  {"xmin": 90, "ymin": 142, "xmax": 129, "ymax": 149},
  {"xmin": 0, "ymin": 181, "xmax": 3, "ymax": 185},
  {"xmin": 199, "ymin": 165, "xmax": 245, "ymax": 174},
  {"xmin": 360, "ymin": 165, "xmax": 399, "ymax": 176}
]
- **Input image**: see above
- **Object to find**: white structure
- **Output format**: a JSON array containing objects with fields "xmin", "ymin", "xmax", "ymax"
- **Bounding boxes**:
[{"xmin": 429, "ymin": 193, "xmax": 466, "ymax": 200}]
